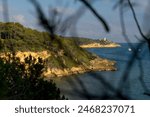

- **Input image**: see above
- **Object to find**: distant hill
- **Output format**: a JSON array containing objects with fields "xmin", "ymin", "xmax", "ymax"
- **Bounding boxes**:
[
  {"xmin": 68, "ymin": 37, "xmax": 120, "ymax": 48},
  {"xmin": 0, "ymin": 22, "xmax": 116, "ymax": 78}
]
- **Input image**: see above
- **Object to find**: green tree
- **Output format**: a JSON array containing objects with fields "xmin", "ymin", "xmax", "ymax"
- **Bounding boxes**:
[{"xmin": 0, "ymin": 54, "xmax": 65, "ymax": 100}]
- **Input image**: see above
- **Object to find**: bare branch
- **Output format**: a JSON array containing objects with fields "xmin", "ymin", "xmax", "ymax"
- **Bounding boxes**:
[{"xmin": 79, "ymin": 0, "xmax": 110, "ymax": 32}]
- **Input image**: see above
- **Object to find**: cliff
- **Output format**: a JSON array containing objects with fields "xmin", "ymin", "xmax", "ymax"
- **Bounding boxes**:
[{"xmin": 0, "ymin": 22, "xmax": 116, "ymax": 78}]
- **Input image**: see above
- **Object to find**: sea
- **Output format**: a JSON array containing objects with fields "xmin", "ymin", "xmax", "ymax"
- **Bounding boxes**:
[{"xmin": 53, "ymin": 43, "xmax": 150, "ymax": 100}]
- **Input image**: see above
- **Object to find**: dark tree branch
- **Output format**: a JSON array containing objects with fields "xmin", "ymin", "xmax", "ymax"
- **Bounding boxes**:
[
  {"xmin": 79, "ymin": 0, "xmax": 110, "ymax": 32},
  {"xmin": 127, "ymin": 0, "xmax": 150, "ymax": 42},
  {"xmin": 119, "ymin": 2, "xmax": 135, "ymax": 50},
  {"xmin": 29, "ymin": 0, "xmax": 55, "ymax": 39}
]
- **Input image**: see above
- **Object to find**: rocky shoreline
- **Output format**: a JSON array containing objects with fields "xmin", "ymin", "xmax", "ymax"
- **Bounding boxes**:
[
  {"xmin": 0, "ymin": 51, "xmax": 116, "ymax": 78},
  {"xmin": 43, "ymin": 58, "xmax": 116, "ymax": 78}
]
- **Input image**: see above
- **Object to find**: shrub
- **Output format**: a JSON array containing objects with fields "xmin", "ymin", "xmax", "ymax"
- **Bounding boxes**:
[{"xmin": 0, "ymin": 53, "xmax": 65, "ymax": 100}]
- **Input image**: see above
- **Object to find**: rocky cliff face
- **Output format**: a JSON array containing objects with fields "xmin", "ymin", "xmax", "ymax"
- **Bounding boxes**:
[
  {"xmin": 0, "ymin": 51, "xmax": 116, "ymax": 78},
  {"xmin": 0, "ymin": 51, "xmax": 50, "ymax": 62},
  {"xmin": 43, "ymin": 57, "xmax": 116, "ymax": 78},
  {"xmin": 0, "ymin": 22, "xmax": 117, "ymax": 78}
]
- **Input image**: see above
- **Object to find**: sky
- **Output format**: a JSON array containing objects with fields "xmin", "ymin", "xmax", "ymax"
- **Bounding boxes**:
[{"xmin": 0, "ymin": 0, "xmax": 149, "ymax": 42}]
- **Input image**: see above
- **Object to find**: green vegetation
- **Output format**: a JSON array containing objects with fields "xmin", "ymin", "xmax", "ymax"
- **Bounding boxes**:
[
  {"xmin": 0, "ymin": 22, "xmax": 50, "ymax": 52},
  {"xmin": 46, "ymin": 37, "xmax": 94, "ymax": 68},
  {"xmin": 0, "ymin": 22, "xmax": 116, "ymax": 99},
  {"xmin": 0, "ymin": 22, "xmax": 99, "ymax": 99},
  {"xmin": 0, "ymin": 22, "xmax": 96, "ymax": 69},
  {"xmin": 0, "ymin": 54, "xmax": 65, "ymax": 99}
]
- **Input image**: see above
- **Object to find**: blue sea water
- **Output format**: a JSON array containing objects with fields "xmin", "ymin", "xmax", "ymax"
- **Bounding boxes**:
[{"xmin": 54, "ymin": 43, "xmax": 150, "ymax": 100}]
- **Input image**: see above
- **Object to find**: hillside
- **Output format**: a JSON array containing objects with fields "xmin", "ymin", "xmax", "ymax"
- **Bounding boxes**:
[{"xmin": 0, "ymin": 22, "xmax": 116, "ymax": 78}]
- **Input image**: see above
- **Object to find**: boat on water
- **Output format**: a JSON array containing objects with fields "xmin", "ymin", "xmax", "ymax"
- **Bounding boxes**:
[{"xmin": 128, "ymin": 48, "xmax": 132, "ymax": 51}]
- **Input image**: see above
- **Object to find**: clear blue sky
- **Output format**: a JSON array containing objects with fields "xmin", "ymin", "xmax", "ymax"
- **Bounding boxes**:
[{"xmin": 0, "ymin": 0, "xmax": 149, "ymax": 42}]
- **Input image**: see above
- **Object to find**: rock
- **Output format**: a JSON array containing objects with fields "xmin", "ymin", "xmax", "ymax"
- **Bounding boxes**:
[
  {"xmin": 0, "ymin": 51, "xmax": 51, "ymax": 63},
  {"xmin": 0, "ymin": 51, "xmax": 117, "ymax": 79}
]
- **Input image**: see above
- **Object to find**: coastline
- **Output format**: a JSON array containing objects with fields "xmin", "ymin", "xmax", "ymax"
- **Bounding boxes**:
[
  {"xmin": 80, "ymin": 43, "xmax": 121, "ymax": 48},
  {"xmin": 0, "ymin": 51, "xmax": 116, "ymax": 78},
  {"xmin": 43, "ymin": 58, "xmax": 116, "ymax": 78}
]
